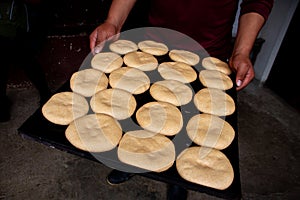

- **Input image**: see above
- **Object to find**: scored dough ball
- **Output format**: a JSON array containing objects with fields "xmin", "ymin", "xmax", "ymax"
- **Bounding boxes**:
[
  {"xmin": 136, "ymin": 101, "xmax": 183, "ymax": 136},
  {"xmin": 199, "ymin": 69, "xmax": 233, "ymax": 90},
  {"xmin": 109, "ymin": 39, "xmax": 138, "ymax": 55},
  {"xmin": 138, "ymin": 40, "xmax": 169, "ymax": 56},
  {"xmin": 169, "ymin": 49, "xmax": 200, "ymax": 66},
  {"xmin": 90, "ymin": 88, "xmax": 137, "ymax": 120},
  {"xmin": 91, "ymin": 52, "xmax": 123, "ymax": 73},
  {"xmin": 118, "ymin": 130, "xmax": 176, "ymax": 172},
  {"xmin": 123, "ymin": 51, "xmax": 158, "ymax": 71},
  {"xmin": 194, "ymin": 88, "xmax": 235, "ymax": 116},
  {"xmin": 109, "ymin": 67, "xmax": 150, "ymax": 94},
  {"xmin": 176, "ymin": 146, "xmax": 234, "ymax": 190},
  {"xmin": 70, "ymin": 68, "xmax": 108, "ymax": 97},
  {"xmin": 158, "ymin": 62, "xmax": 197, "ymax": 83},
  {"xmin": 186, "ymin": 113, "xmax": 235, "ymax": 150},
  {"xmin": 65, "ymin": 113, "xmax": 122, "ymax": 152},
  {"xmin": 202, "ymin": 57, "xmax": 232, "ymax": 75},
  {"xmin": 42, "ymin": 92, "xmax": 89, "ymax": 125},
  {"xmin": 150, "ymin": 80, "xmax": 193, "ymax": 106}
]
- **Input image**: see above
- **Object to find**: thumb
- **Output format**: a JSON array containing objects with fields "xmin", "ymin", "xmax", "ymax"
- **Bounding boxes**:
[
  {"xmin": 235, "ymin": 65, "xmax": 255, "ymax": 90},
  {"xmin": 94, "ymin": 41, "xmax": 105, "ymax": 54}
]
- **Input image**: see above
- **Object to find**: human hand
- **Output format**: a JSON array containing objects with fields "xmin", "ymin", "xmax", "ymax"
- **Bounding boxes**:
[
  {"xmin": 89, "ymin": 21, "xmax": 120, "ymax": 54},
  {"xmin": 229, "ymin": 53, "xmax": 255, "ymax": 91}
]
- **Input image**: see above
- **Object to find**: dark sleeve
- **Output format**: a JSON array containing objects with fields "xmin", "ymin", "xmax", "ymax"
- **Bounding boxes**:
[{"xmin": 240, "ymin": 0, "xmax": 274, "ymax": 20}]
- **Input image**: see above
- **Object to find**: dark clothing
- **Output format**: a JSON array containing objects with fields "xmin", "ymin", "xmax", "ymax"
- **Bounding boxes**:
[
  {"xmin": 148, "ymin": 0, "xmax": 274, "ymax": 59},
  {"xmin": 0, "ymin": 0, "xmax": 51, "ymax": 121},
  {"xmin": 0, "ymin": 0, "xmax": 49, "ymax": 97},
  {"xmin": 0, "ymin": 34, "xmax": 49, "ymax": 99}
]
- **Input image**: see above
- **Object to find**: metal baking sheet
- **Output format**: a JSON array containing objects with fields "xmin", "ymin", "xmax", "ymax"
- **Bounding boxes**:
[{"xmin": 18, "ymin": 27, "xmax": 241, "ymax": 199}]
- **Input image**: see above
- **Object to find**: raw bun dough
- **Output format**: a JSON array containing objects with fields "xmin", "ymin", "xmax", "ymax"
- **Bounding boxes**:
[
  {"xmin": 202, "ymin": 57, "xmax": 232, "ymax": 75},
  {"xmin": 169, "ymin": 49, "xmax": 200, "ymax": 66},
  {"xmin": 65, "ymin": 114, "xmax": 122, "ymax": 152},
  {"xmin": 150, "ymin": 80, "xmax": 193, "ymax": 106},
  {"xmin": 138, "ymin": 40, "xmax": 169, "ymax": 56},
  {"xmin": 199, "ymin": 69, "xmax": 233, "ymax": 90},
  {"xmin": 91, "ymin": 52, "xmax": 123, "ymax": 73},
  {"xmin": 42, "ymin": 92, "xmax": 89, "ymax": 125},
  {"xmin": 117, "ymin": 130, "xmax": 176, "ymax": 172},
  {"xmin": 109, "ymin": 67, "xmax": 150, "ymax": 94},
  {"xmin": 70, "ymin": 68, "xmax": 108, "ymax": 97},
  {"xmin": 194, "ymin": 88, "xmax": 235, "ymax": 116},
  {"xmin": 176, "ymin": 146, "xmax": 234, "ymax": 190},
  {"xmin": 158, "ymin": 62, "xmax": 197, "ymax": 83},
  {"xmin": 186, "ymin": 113, "xmax": 235, "ymax": 150},
  {"xmin": 123, "ymin": 51, "xmax": 158, "ymax": 71},
  {"xmin": 90, "ymin": 88, "xmax": 137, "ymax": 120},
  {"xmin": 109, "ymin": 39, "xmax": 138, "ymax": 55},
  {"xmin": 136, "ymin": 101, "xmax": 183, "ymax": 136}
]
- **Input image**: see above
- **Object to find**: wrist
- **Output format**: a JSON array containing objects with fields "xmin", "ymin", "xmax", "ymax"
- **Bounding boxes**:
[
  {"xmin": 231, "ymin": 48, "xmax": 251, "ymax": 59},
  {"xmin": 105, "ymin": 17, "xmax": 122, "ymax": 32}
]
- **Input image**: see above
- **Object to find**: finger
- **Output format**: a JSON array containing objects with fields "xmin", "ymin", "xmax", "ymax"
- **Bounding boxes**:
[
  {"xmin": 234, "ymin": 61, "xmax": 249, "ymax": 89},
  {"xmin": 236, "ymin": 66, "xmax": 254, "ymax": 90},
  {"xmin": 94, "ymin": 41, "xmax": 105, "ymax": 54},
  {"xmin": 89, "ymin": 31, "xmax": 98, "ymax": 52},
  {"xmin": 94, "ymin": 32, "xmax": 120, "ymax": 54},
  {"xmin": 236, "ymin": 78, "xmax": 246, "ymax": 91},
  {"xmin": 93, "ymin": 30, "xmax": 108, "ymax": 54},
  {"xmin": 236, "ymin": 79, "xmax": 246, "ymax": 91}
]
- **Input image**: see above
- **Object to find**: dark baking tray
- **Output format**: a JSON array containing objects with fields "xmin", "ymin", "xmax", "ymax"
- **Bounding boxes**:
[
  {"xmin": 18, "ymin": 37, "xmax": 241, "ymax": 199},
  {"xmin": 18, "ymin": 79, "xmax": 241, "ymax": 200}
]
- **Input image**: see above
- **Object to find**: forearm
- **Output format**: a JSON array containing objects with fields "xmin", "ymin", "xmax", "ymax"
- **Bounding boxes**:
[
  {"xmin": 106, "ymin": 0, "xmax": 137, "ymax": 31},
  {"xmin": 229, "ymin": 12, "xmax": 265, "ymax": 90},
  {"xmin": 232, "ymin": 12, "xmax": 265, "ymax": 57}
]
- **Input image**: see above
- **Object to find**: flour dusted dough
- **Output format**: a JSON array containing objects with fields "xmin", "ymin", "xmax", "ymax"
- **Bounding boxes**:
[
  {"xmin": 91, "ymin": 52, "xmax": 123, "ymax": 73},
  {"xmin": 136, "ymin": 101, "xmax": 183, "ymax": 136},
  {"xmin": 169, "ymin": 49, "xmax": 200, "ymax": 66},
  {"xmin": 90, "ymin": 88, "xmax": 137, "ymax": 120},
  {"xmin": 42, "ymin": 92, "xmax": 89, "ymax": 125},
  {"xmin": 176, "ymin": 146, "xmax": 234, "ymax": 190},
  {"xmin": 65, "ymin": 113, "xmax": 122, "ymax": 152},
  {"xmin": 199, "ymin": 69, "xmax": 233, "ymax": 90},
  {"xmin": 158, "ymin": 62, "xmax": 197, "ymax": 83},
  {"xmin": 109, "ymin": 39, "xmax": 138, "ymax": 55},
  {"xmin": 202, "ymin": 57, "xmax": 232, "ymax": 75},
  {"xmin": 150, "ymin": 80, "xmax": 193, "ymax": 106},
  {"xmin": 118, "ymin": 130, "xmax": 176, "ymax": 172},
  {"xmin": 70, "ymin": 68, "xmax": 108, "ymax": 97},
  {"xmin": 123, "ymin": 51, "xmax": 158, "ymax": 71},
  {"xmin": 194, "ymin": 88, "xmax": 235, "ymax": 116},
  {"xmin": 186, "ymin": 113, "xmax": 235, "ymax": 150},
  {"xmin": 138, "ymin": 40, "xmax": 169, "ymax": 56},
  {"xmin": 109, "ymin": 67, "xmax": 150, "ymax": 94}
]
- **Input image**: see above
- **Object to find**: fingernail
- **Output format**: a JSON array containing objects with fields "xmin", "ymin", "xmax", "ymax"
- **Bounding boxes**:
[
  {"xmin": 94, "ymin": 48, "xmax": 100, "ymax": 54},
  {"xmin": 236, "ymin": 80, "xmax": 242, "ymax": 87}
]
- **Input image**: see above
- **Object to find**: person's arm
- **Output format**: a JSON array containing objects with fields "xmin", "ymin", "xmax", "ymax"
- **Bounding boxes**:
[
  {"xmin": 229, "ymin": 12, "xmax": 265, "ymax": 91},
  {"xmin": 89, "ymin": 0, "xmax": 137, "ymax": 54}
]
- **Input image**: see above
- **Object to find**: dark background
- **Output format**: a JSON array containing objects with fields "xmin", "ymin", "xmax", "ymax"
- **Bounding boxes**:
[
  {"xmin": 44, "ymin": 0, "xmax": 150, "ymax": 35},
  {"xmin": 265, "ymin": 2, "xmax": 300, "ymax": 113},
  {"xmin": 44, "ymin": 0, "xmax": 300, "ymax": 113},
  {"xmin": 9, "ymin": 0, "xmax": 300, "ymax": 113}
]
